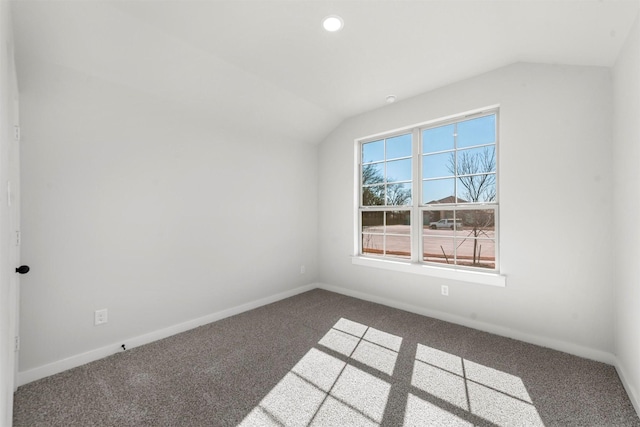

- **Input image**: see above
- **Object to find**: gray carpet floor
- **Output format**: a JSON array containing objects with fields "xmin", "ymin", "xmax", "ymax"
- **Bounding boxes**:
[{"xmin": 13, "ymin": 289, "xmax": 640, "ymax": 426}]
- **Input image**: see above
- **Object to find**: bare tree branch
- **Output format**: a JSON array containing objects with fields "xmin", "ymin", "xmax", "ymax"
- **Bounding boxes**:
[
  {"xmin": 362, "ymin": 163, "xmax": 411, "ymax": 206},
  {"xmin": 445, "ymin": 147, "xmax": 496, "ymax": 266}
]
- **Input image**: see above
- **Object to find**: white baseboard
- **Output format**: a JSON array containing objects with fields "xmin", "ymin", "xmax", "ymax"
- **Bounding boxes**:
[
  {"xmin": 615, "ymin": 359, "xmax": 640, "ymax": 417},
  {"xmin": 316, "ymin": 282, "xmax": 617, "ymax": 365},
  {"xmin": 17, "ymin": 281, "xmax": 624, "ymax": 394},
  {"xmin": 17, "ymin": 284, "xmax": 316, "ymax": 387}
]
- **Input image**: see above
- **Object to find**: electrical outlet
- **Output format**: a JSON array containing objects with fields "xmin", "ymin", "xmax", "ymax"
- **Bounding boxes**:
[
  {"xmin": 300, "ymin": 265, "xmax": 306, "ymax": 274},
  {"xmin": 441, "ymin": 285, "xmax": 449, "ymax": 296},
  {"xmin": 94, "ymin": 309, "xmax": 108, "ymax": 326}
]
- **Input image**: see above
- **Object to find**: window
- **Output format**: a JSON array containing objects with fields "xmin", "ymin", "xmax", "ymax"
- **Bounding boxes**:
[
  {"xmin": 358, "ymin": 109, "xmax": 499, "ymax": 273},
  {"xmin": 361, "ymin": 133, "xmax": 413, "ymax": 259}
]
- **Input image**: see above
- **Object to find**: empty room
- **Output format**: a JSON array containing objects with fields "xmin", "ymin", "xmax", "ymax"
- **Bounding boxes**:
[{"xmin": 1, "ymin": 0, "xmax": 639, "ymax": 426}]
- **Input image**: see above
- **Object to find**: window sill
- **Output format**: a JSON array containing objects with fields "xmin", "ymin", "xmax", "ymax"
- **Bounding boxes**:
[{"xmin": 351, "ymin": 256, "xmax": 506, "ymax": 287}]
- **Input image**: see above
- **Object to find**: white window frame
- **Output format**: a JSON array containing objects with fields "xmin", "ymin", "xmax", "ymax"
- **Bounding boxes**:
[{"xmin": 353, "ymin": 106, "xmax": 506, "ymax": 287}]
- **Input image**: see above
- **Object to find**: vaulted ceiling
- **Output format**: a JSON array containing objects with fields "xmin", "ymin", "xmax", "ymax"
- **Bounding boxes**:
[{"xmin": 11, "ymin": 0, "xmax": 640, "ymax": 145}]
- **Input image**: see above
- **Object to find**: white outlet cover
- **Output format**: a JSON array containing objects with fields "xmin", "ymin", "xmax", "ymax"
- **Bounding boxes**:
[{"xmin": 94, "ymin": 309, "xmax": 108, "ymax": 325}]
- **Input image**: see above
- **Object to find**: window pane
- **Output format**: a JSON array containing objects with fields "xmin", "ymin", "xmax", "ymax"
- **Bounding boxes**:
[
  {"xmin": 362, "ymin": 211, "xmax": 384, "ymax": 233},
  {"xmin": 363, "ymin": 184, "xmax": 385, "ymax": 206},
  {"xmin": 456, "ymin": 146, "xmax": 496, "ymax": 175},
  {"xmin": 455, "ymin": 238, "xmax": 495, "ymax": 269},
  {"xmin": 362, "ymin": 234, "xmax": 384, "ymax": 255},
  {"xmin": 423, "ymin": 236, "xmax": 454, "ymax": 265},
  {"xmin": 457, "ymin": 209, "xmax": 495, "ymax": 237},
  {"xmin": 457, "ymin": 115, "xmax": 496, "ymax": 149},
  {"xmin": 385, "ymin": 236, "xmax": 411, "ymax": 259},
  {"xmin": 387, "ymin": 183, "xmax": 412, "ymax": 206},
  {"xmin": 386, "ymin": 134, "xmax": 412, "ymax": 159},
  {"xmin": 386, "ymin": 210, "xmax": 411, "ymax": 234},
  {"xmin": 362, "ymin": 163, "xmax": 384, "ymax": 185},
  {"xmin": 456, "ymin": 174, "xmax": 496, "ymax": 203},
  {"xmin": 423, "ymin": 152, "xmax": 454, "ymax": 179},
  {"xmin": 422, "ymin": 178, "xmax": 455, "ymax": 204},
  {"xmin": 386, "ymin": 158, "xmax": 412, "ymax": 182},
  {"xmin": 422, "ymin": 211, "xmax": 439, "ymax": 227},
  {"xmin": 361, "ymin": 211, "xmax": 411, "ymax": 259},
  {"xmin": 363, "ymin": 140, "xmax": 384, "ymax": 163},
  {"xmin": 423, "ymin": 124, "xmax": 454, "ymax": 153}
]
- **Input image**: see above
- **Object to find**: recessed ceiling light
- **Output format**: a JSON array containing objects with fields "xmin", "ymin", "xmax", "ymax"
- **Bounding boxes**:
[
  {"xmin": 322, "ymin": 15, "xmax": 344, "ymax": 32},
  {"xmin": 386, "ymin": 95, "xmax": 397, "ymax": 104}
]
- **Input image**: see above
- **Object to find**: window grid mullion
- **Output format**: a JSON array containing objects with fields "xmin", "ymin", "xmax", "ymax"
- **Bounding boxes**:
[
  {"xmin": 382, "ymin": 212, "xmax": 387, "ymax": 256},
  {"xmin": 453, "ymin": 123, "xmax": 458, "ymax": 204},
  {"xmin": 453, "ymin": 208, "xmax": 458, "ymax": 265},
  {"xmin": 383, "ymin": 137, "xmax": 387, "ymax": 207},
  {"xmin": 412, "ymin": 128, "xmax": 421, "ymax": 263}
]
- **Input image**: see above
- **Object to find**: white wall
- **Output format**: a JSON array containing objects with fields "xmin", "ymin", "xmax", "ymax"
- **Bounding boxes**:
[
  {"xmin": 318, "ymin": 63, "xmax": 615, "ymax": 359},
  {"xmin": 0, "ymin": 0, "xmax": 19, "ymax": 423},
  {"xmin": 18, "ymin": 59, "xmax": 318, "ymax": 373},
  {"xmin": 613, "ymin": 13, "xmax": 640, "ymax": 412}
]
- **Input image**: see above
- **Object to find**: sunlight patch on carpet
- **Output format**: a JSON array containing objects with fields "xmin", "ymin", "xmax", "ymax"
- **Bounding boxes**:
[{"xmin": 239, "ymin": 318, "xmax": 543, "ymax": 427}]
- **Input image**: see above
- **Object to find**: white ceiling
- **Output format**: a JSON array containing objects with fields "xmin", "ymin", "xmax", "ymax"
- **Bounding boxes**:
[{"xmin": 11, "ymin": 0, "xmax": 640, "ymax": 145}]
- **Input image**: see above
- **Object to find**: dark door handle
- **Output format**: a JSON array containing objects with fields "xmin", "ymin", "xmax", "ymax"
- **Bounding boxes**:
[{"xmin": 15, "ymin": 265, "xmax": 30, "ymax": 274}]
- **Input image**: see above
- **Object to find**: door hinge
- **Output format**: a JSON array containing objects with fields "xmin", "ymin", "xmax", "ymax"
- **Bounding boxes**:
[
  {"xmin": 14, "ymin": 336, "xmax": 19, "ymax": 352},
  {"xmin": 15, "ymin": 230, "xmax": 20, "ymax": 246},
  {"xmin": 14, "ymin": 125, "xmax": 20, "ymax": 142}
]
